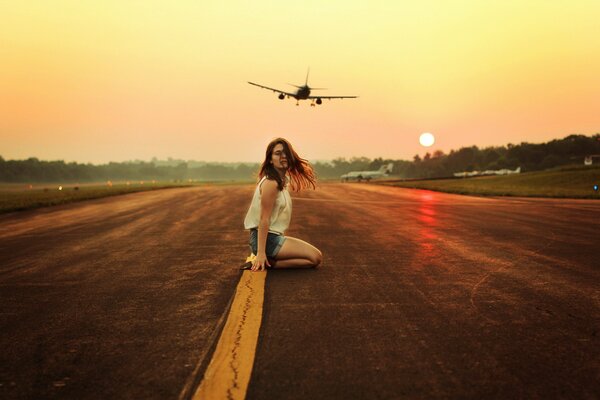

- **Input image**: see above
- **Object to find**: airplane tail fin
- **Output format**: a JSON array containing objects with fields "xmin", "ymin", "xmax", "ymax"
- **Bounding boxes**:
[{"xmin": 378, "ymin": 163, "xmax": 394, "ymax": 174}]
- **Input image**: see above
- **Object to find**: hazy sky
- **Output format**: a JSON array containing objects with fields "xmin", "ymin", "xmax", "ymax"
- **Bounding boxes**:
[{"xmin": 1, "ymin": 1, "xmax": 599, "ymax": 163}]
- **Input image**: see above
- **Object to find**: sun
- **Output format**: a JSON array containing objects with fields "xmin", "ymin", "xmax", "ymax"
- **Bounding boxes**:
[{"xmin": 419, "ymin": 132, "xmax": 435, "ymax": 147}]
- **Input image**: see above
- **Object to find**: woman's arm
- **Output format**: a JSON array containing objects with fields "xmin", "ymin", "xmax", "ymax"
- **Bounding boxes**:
[{"xmin": 252, "ymin": 179, "xmax": 278, "ymax": 271}]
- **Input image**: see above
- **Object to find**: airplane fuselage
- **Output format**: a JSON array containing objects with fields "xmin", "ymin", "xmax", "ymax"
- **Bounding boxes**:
[
  {"xmin": 341, "ymin": 163, "xmax": 394, "ymax": 182},
  {"xmin": 294, "ymin": 86, "xmax": 311, "ymax": 100}
]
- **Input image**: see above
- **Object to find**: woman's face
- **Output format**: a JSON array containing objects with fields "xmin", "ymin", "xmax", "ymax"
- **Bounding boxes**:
[{"xmin": 271, "ymin": 143, "xmax": 289, "ymax": 171}]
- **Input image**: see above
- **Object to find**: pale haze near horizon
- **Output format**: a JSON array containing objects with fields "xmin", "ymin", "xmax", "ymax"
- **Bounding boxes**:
[{"xmin": 1, "ymin": 1, "xmax": 599, "ymax": 164}]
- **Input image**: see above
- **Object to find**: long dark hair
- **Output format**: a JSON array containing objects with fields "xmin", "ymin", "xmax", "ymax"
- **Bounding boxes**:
[{"xmin": 258, "ymin": 138, "xmax": 316, "ymax": 191}]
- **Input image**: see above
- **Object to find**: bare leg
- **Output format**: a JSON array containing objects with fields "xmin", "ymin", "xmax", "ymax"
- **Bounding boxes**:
[{"xmin": 273, "ymin": 236, "xmax": 322, "ymax": 269}]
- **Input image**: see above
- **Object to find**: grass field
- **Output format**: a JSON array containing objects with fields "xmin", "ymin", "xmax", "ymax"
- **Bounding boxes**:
[
  {"xmin": 0, "ymin": 181, "xmax": 198, "ymax": 214},
  {"xmin": 0, "ymin": 180, "xmax": 259, "ymax": 214},
  {"xmin": 2, "ymin": 165, "xmax": 598, "ymax": 214},
  {"xmin": 377, "ymin": 164, "xmax": 600, "ymax": 199}
]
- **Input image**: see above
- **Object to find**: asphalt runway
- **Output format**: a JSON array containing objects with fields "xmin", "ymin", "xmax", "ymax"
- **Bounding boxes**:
[{"xmin": 1, "ymin": 183, "xmax": 598, "ymax": 399}]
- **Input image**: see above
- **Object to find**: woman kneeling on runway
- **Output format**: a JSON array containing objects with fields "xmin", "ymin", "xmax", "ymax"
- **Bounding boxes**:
[{"xmin": 242, "ymin": 137, "xmax": 322, "ymax": 271}]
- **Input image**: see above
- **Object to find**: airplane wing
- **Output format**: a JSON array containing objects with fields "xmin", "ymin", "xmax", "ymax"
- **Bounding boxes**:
[
  {"xmin": 308, "ymin": 95, "xmax": 358, "ymax": 99},
  {"xmin": 248, "ymin": 81, "xmax": 296, "ymax": 97}
]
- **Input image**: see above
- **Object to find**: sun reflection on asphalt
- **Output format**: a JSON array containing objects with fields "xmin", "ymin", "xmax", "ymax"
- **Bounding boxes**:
[{"xmin": 417, "ymin": 191, "xmax": 441, "ymax": 261}]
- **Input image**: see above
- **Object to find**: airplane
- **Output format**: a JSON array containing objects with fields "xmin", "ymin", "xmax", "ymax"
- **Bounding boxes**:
[
  {"xmin": 341, "ymin": 163, "xmax": 394, "ymax": 182},
  {"xmin": 453, "ymin": 166, "xmax": 521, "ymax": 178},
  {"xmin": 248, "ymin": 69, "xmax": 358, "ymax": 106}
]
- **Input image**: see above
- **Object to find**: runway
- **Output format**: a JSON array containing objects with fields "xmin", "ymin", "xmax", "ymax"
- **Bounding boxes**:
[{"xmin": 1, "ymin": 183, "xmax": 598, "ymax": 399}]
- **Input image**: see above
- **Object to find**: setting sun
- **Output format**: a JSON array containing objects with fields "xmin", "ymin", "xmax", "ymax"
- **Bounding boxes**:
[{"xmin": 419, "ymin": 133, "xmax": 435, "ymax": 147}]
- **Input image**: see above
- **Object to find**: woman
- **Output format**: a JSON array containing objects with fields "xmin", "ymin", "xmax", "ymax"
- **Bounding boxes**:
[{"xmin": 242, "ymin": 138, "xmax": 322, "ymax": 271}]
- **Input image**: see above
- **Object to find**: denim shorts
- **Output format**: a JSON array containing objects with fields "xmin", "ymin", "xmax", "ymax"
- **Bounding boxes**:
[{"xmin": 249, "ymin": 229, "xmax": 286, "ymax": 258}]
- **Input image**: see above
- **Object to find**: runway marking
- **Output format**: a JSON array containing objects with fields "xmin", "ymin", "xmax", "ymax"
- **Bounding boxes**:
[{"xmin": 192, "ymin": 270, "xmax": 266, "ymax": 400}]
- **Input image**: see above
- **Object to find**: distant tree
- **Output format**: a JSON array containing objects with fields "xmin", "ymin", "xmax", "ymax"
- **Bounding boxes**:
[
  {"xmin": 2, "ymin": 134, "xmax": 599, "ymax": 182},
  {"xmin": 482, "ymin": 148, "xmax": 501, "ymax": 167},
  {"xmin": 368, "ymin": 157, "xmax": 383, "ymax": 170},
  {"xmin": 539, "ymin": 154, "xmax": 563, "ymax": 170},
  {"xmin": 447, "ymin": 146, "xmax": 477, "ymax": 171}
]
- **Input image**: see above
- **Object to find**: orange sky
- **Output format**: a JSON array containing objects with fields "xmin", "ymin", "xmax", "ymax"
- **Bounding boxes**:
[{"xmin": 1, "ymin": 1, "xmax": 599, "ymax": 163}]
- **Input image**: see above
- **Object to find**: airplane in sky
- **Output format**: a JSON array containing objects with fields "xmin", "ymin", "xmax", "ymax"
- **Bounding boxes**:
[
  {"xmin": 341, "ymin": 163, "xmax": 394, "ymax": 182},
  {"xmin": 248, "ymin": 69, "xmax": 358, "ymax": 106}
]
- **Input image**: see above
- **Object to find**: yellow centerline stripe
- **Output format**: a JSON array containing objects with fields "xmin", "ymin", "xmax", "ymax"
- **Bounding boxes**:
[{"xmin": 193, "ymin": 270, "xmax": 266, "ymax": 400}]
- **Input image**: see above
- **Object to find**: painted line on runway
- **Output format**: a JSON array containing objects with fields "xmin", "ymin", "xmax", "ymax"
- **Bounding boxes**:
[{"xmin": 192, "ymin": 270, "xmax": 266, "ymax": 400}]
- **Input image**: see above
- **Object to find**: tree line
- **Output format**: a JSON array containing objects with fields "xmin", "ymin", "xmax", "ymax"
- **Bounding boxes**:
[
  {"xmin": 399, "ymin": 133, "xmax": 599, "ymax": 179},
  {"xmin": 1, "ymin": 134, "xmax": 598, "ymax": 183}
]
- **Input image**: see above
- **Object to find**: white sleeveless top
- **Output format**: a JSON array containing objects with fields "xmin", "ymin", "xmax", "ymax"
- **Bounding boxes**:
[{"xmin": 244, "ymin": 176, "xmax": 292, "ymax": 235}]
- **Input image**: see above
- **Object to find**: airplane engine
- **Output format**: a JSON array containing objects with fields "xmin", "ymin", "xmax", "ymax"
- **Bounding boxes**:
[
  {"xmin": 316, "ymin": 98, "xmax": 322, "ymax": 105},
  {"xmin": 278, "ymin": 93, "xmax": 285, "ymax": 100}
]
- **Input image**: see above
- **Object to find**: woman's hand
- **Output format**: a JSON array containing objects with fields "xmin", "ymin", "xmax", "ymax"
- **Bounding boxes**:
[{"xmin": 251, "ymin": 253, "xmax": 271, "ymax": 271}]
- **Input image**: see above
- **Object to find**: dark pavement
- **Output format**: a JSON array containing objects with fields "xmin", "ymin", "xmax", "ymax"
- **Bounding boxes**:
[
  {"xmin": 0, "ymin": 186, "xmax": 251, "ymax": 400},
  {"xmin": 1, "ymin": 183, "xmax": 598, "ymax": 399},
  {"xmin": 248, "ymin": 184, "xmax": 599, "ymax": 399}
]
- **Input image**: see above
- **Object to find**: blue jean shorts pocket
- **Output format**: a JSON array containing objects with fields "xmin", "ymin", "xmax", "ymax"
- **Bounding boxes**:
[{"xmin": 249, "ymin": 229, "xmax": 286, "ymax": 258}]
